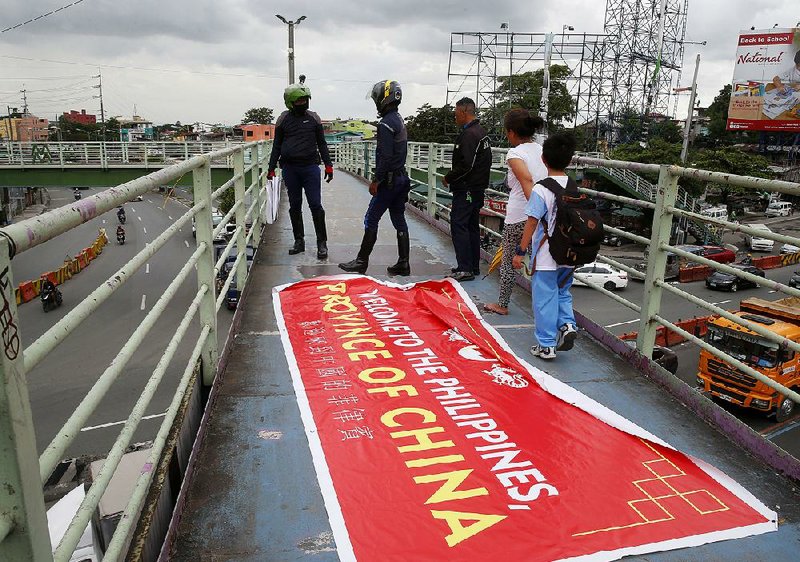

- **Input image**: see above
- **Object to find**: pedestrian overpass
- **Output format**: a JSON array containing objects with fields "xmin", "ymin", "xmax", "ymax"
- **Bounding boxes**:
[{"xmin": 1, "ymin": 141, "xmax": 799, "ymax": 561}]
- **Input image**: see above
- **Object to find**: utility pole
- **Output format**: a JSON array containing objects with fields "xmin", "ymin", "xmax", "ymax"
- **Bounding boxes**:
[
  {"xmin": 678, "ymin": 53, "xmax": 700, "ymax": 164},
  {"xmin": 540, "ymin": 33, "xmax": 554, "ymax": 136},
  {"xmin": 94, "ymin": 71, "xmax": 106, "ymax": 140},
  {"xmin": 20, "ymin": 87, "xmax": 28, "ymax": 115},
  {"xmin": 275, "ymin": 15, "xmax": 307, "ymax": 84}
]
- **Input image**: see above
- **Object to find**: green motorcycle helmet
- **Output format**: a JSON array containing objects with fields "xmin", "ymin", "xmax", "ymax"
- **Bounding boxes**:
[{"xmin": 284, "ymin": 83, "xmax": 312, "ymax": 110}]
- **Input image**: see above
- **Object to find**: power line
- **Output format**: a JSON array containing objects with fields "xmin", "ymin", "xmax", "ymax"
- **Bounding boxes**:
[
  {"xmin": 2, "ymin": 1, "xmax": 88, "ymax": 34},
  {"xmin": 0, "ymin": 54, "xmax": 443, "ymax": 87}
]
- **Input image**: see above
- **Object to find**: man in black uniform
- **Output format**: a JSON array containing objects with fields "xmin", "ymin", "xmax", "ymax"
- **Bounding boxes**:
[
  {"xmin": 268, "ymin": 82, "xmax": 334, "ymax": 259},
  {"xmin": 443, "ymin": 97, "xmax": 492, "ymax": 281},
  {"xmin": 339, "ymin": 80, "xmax": 411, "ymax": 276}
]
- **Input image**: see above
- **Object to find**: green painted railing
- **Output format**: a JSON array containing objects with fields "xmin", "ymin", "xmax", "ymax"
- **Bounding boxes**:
[
  {"xmin": 336, "ymin": 139, "xmax": 800, "ymax": 423},
  {"xmin": 0, "ymin": 141, "xmax": 271, "ymax": 560}
]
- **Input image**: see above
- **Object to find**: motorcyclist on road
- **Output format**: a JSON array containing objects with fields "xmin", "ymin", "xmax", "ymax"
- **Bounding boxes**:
[
  {"xmin": 74, "ymin": 188, "xmax": 81, "ymax": 200},
  {"xmin": 117, "ymin": 225, "xmax": 125, "ymax": 242},
  {"xmin": 117, "ymin": 206, "xmax": 126, "ymax": 223},
  {"xmin": 41, "ymin": 278, "xmax": 56, "ymax": 297},
  {"xmin": 742, "ymin": 253, "xmax": 753, "ymax": 265}
]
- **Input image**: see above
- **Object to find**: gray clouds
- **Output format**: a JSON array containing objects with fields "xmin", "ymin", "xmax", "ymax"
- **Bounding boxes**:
[{"xmin": 0, "ymin": 0, "xmax": 795, "ymax": 124}]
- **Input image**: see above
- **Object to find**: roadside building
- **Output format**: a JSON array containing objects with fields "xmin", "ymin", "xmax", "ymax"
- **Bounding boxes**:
[
  {"xmin": 239, "ymin": 124, "xmax": 276, "ymax": 141},
  {"xmin": 63, "ymin": 109, "xmax": 97, "ymax": 126},
  {"xmin": 0, "ymin": 113, "xmax": 49, "ymax": 141},
  {"xmin": 118, "ymin": 115, "xmax": 154, "ymax": 142}
]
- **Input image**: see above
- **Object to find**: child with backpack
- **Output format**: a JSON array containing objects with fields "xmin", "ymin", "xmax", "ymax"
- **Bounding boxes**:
[{"xmin": 512, "ymin": 132, "xmax": 603, "ymax": 360}]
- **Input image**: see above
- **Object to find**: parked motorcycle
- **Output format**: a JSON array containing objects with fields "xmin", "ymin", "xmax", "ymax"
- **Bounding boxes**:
[{"xmin": 41, "ymin": 285, "xmax": 63, "ymax": 313}]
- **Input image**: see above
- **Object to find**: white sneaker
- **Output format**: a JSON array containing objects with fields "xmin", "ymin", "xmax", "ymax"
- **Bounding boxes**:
[
  {"xmin": 557, "ymin": 323, "xmax": 577, "ymax": 351},
  {"xmin": 530, "ymin": 345, "xmax": 556, "ymax": 360}
]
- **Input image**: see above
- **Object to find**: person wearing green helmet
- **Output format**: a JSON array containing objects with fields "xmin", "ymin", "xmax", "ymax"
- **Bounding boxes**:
[{"xmin": 268, "ymin": 81, "xmax": 334, "ymax": 259}]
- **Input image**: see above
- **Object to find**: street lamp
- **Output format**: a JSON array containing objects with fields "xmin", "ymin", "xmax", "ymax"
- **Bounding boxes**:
[
  {"xmin": 276, "ymin": 14, "xmax": 307, "ymax": 84},
  {"xmin": 562, "ymin": 25, "xmax": 574, "ymax": 34}
]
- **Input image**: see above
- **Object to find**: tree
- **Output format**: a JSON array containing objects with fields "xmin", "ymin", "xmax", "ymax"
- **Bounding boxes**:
[
  {"xmin": 687, "ymin": 147, "xmax": 773, "ymax": 200},
  {"xmin": 495, "ymin": 65, "xmax": 576, "ymax": 129},
  {"xmin": 649, "ymin": 119, "xmax": 683, "ymax": 144},
  {"xmin": 405, "ymin": 104, "xmax": 455, "ymax": 143},
  {"xmin": 243, "ymin": 107, "xmax": 274, "ymax": 124},
  {"xmin": 703, "ymin": 85, "xmax": 733, "ymax": 146},
  {"xmin": 218, "ymin": 186, "xmax": 235, "ymax": 215}
]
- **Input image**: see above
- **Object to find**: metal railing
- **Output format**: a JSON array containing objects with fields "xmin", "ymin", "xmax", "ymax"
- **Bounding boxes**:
[
  {"xmin": 0, "ymin": 141, "xmax": 272, "ymax": 560},
  {"xmin": 0, "ymin": 141, "xmax": 257, "ymax": 169},
  {"xmin": 337, "ymin": 139, "xmax": 800, "ymax": 416}
]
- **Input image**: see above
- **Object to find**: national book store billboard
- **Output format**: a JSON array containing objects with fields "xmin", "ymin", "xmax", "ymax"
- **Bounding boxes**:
[{"xmin": 726, "ymin": 28, "xmax": 800, "ymax": 132}]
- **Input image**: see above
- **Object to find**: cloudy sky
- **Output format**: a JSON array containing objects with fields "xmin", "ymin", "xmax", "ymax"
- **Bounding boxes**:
[{"xmin": 0, "ymin": 0, "xmax": 796, "ymax": 126}]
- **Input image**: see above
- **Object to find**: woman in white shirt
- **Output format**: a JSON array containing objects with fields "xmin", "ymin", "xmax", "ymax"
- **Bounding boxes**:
[{"xmin": 483, "ymin": 110, "xmax": 547, "ymax": 315}]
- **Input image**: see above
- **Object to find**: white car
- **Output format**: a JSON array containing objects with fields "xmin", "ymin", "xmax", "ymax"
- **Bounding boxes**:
[
  {"xmin": 765, "ymin": 201, "xmax": 792, "ymax": 217},
  {"xmin": 573, "ymin": 261, "xmax": 628, "ymax": 291},
  {"xmin": 781, "ymin": 242, "xmax": 800, "ymax": 254},
  {"xmin": 746, "ymin": 223, "xmax": 775, "ymax": 252}
]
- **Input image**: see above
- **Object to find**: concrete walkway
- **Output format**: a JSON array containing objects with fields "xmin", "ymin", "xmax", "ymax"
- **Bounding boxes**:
[{"xmin": 167, "ymin": 172, "xmax": 800, "ymax": 561}]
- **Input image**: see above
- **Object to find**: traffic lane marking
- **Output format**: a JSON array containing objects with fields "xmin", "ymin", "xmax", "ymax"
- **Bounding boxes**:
[
  {"xmin": 184, "ymin": 240, "xmax": 190, "ymax": 248},
  {"xmin": 141, "ymin": 294, "xmax": 146, "ymax": 310},
  {"xmin": 146, "ymin": 263, "xmax": 150, "ymax": 274},
  {"xmin": 760, "ymin": 416, "xmax": 800, "ymax": 440},
  {"xmin": 604, "ymin": 319, "xmax": 639, "ymax": 328},
  {"xmin": 81, "ymin": 412, "xmax": 167, "ymax": 432}
]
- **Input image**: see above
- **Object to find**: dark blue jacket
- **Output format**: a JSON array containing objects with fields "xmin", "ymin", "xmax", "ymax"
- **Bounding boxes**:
[
  {"xmin": 268, "ymin": 109, "xmax": 332, "ymax": 170},
  {"xmin": 374, "ymin": 110, "xmax": 408, "ymax": 185},
  {"xmin": 444, "ymin": 119, "xmax": 491, "ymax": 193}
]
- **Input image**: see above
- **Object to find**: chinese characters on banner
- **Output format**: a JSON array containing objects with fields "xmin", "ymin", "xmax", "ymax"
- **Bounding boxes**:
[
  {"xmin": 274, "ymin": 276, "xmax": 776, "ymax": 562},
  {"xmin": 727, "ymin": 28, "xmax": 800, "ymax": 131}
]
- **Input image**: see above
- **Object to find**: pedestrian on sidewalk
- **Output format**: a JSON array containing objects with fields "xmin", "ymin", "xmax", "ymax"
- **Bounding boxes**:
[
  {"xmin": 483, "ymin": 109, "xmax": 546, "ymax": 315},
  {"xmin": 268, "ymin": 81, "xmax": 334, "ymax": 259},
  {"xmin": 512, "ymin": 132, "xmax": 581, "ymax": 360},
  {"xmin": 443, "ymin": 97, "xmax": 492, "ymax": 282},
  {"xmin": 339, "ymin": 80, "xmax": 411, "ymax": 276}
]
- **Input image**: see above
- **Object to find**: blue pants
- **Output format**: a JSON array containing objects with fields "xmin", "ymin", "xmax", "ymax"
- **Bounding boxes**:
[
  {"xmin": 450, "ymin": 190, "xmax": 484, "ymax": 272},
  {"xmin": 364, "ymin": 174, "xmax": 411, "ymax": 232},
  {"xmin": 283, "ymin": 164, "xmax": 323, "ymax": 212},
  {"xmin": 532, "ymin": 268, "xmax": 576, "ymax": 348}
]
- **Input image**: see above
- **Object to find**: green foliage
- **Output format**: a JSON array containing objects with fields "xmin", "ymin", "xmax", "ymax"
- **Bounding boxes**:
[
  {"xmin": 495, "ymin": 66, "xmax": 575, "ymax": 129},
  {"xmin": 243, "ymin": 107, "xmax": 274, "ymax": 124},
  {"xmin": 610, "ymin": 139, "xmax": 682, "ymax": 166},
  {"xmin": 649, "ymin": 120, "xmax": 683, "ymax": 144},
  {"xmin": 217, "ymin": 185, "xmax": 235, "ymax": 215},
  {"xmin": 405, "ymin": 104, "xmax": 455, "ymax": 143},
  {"xmin": 703, "ymin": 85, "xmax": 733, "ymax": 146}
]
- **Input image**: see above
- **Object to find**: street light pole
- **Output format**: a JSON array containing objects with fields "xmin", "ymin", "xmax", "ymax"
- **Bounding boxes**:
[
  {"xmin": 680, "ymin": 53, "xmax": 700, "ymax": 164},
  {"xmin": 276, "ymin": 14, "xmax": 307, "ymax": 84}
]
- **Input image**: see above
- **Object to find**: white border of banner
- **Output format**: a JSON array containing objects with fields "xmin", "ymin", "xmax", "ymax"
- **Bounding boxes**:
[{"xmin": 273, "ymin": 275, "xmax": 777, "ymax": 562}]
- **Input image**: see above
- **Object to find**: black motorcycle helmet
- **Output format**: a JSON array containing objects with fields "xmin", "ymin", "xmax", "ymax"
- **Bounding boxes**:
[{"xmin": 370, "ymin": 80, "xmax": 402, "ymax": 115}]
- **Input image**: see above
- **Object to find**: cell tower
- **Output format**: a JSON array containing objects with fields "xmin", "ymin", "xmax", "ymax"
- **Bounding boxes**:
[{"xmin": 445, "ymin": 0, "xmax": 689, "ymax": 147}]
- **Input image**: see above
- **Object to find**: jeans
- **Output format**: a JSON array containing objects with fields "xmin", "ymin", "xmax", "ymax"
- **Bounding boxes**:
[
  {"xmin": 450, "ymin": 190, "xmax": 484, "ymax": 272},
  {"xmin": 282, "ymin": 164, "xmax": 323, "ymax": 212},
  {"xmin": 532, "ymin": 268, "xmax": 576, "ymax": 348},
  {"xmin": 363, "ymin": 173, "xmax": 411, "ymax": 232}
]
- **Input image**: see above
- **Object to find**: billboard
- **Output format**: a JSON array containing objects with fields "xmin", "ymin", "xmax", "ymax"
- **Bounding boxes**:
[{"xmin": 726, "ymin": 28, "xmax": 800, "ymax": 132}]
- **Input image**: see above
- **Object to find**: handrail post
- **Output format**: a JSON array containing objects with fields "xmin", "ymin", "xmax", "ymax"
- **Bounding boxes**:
[
  {"xmin": 252, "ymin": 143, "xmax": 264, "ymax": 247},
  {"xmin": 0, "ymin": 244, "xmax": 52, "ymax": 560},
  {"xmin": 233, "ymin": 148, "xmax": 248, "ymax": 292},
  {"xmin": 427, "ymin": 143, "xmax": 437, "ymax": 216},
  {"xmin": 637, "ymin": 165, "xmax": 679, "ymax": 358},
  {"xmin": 192, "ymin": 160, "xmax": 219, "ymax": 385}
]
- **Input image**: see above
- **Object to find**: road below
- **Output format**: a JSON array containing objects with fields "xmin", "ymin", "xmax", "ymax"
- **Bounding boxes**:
[
  {"xmin": 14, "ymin": 187, "xmax": 232, "ymax": 461},
  {"xmin": 573, "ymin": 246, "xmax": 800, "ymax": 459}
]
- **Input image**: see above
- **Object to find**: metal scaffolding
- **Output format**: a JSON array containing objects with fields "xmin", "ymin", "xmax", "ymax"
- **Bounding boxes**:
[{"xmin": 445, "ymin": 0, "xmax": 689, "ymax": 147}]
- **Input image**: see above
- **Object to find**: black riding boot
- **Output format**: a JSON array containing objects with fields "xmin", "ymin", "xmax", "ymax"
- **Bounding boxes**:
[
  {"xmin": 288, "ymin": 209, "xmax": 304, "ymax": 255},
  {"xmin": 311, "ymin": 208, "xmax": 328, "ymax": 259},
  {"xmin": 338, "ymin": 230, "xmax": 378, "ymax": 274},
  {"xmin": 387, "ymin": 231, "xmax": 411, "ymax": 276}
]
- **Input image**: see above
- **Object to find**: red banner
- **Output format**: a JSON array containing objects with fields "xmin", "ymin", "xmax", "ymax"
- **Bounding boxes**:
[{"xmin": 274, "ymin": 276, "xmax": 776, "ymax": 561}]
